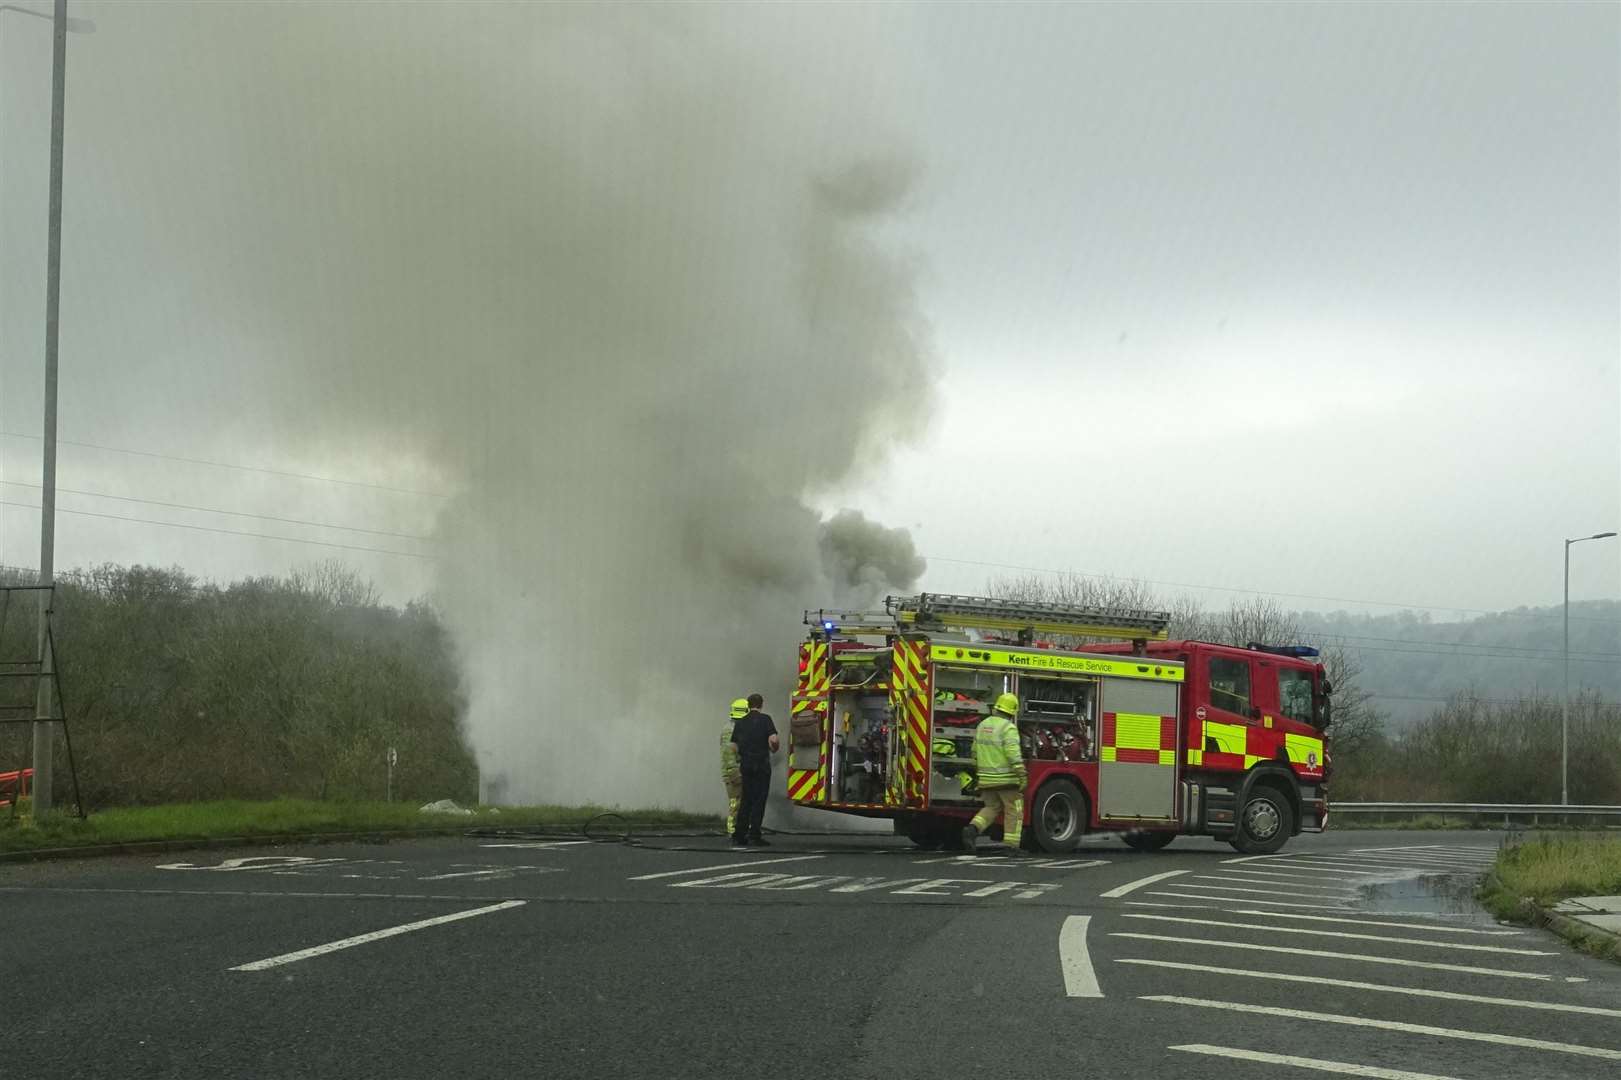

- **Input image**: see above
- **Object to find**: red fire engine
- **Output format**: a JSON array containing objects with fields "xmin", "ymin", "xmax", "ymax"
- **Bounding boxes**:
[{"xmin": 786, "ymin": 594, "xmax": 1331, "ymax": 854}]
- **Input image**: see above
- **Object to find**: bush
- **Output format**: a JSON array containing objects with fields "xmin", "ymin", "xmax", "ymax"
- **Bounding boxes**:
[{"xmin": 0, "ymin": 562, "xmax": 473, "ymax": 808}]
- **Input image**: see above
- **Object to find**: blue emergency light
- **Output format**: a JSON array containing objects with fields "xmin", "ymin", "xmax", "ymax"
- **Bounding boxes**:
[
  {"xmin": 822, "ymin": 620, "xmax": 838, "ymax": 633},
  {"xmin": 1248, "ymin": 643, "xmax": 1321, "ymax": 658}
]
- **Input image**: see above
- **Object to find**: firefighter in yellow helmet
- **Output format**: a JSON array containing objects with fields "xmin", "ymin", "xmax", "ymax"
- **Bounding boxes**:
[
  {"xmin": 722, "ymin": 698, "xmax": 747, "ymax": 835},
  {"xmin": 962, "ymin": 691, "xmax": 1028, "ymax": 856}
]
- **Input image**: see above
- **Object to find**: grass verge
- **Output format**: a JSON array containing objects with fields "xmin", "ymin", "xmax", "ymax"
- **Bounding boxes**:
[
  {"xmin": 1479, "ymin": 833, "xmax": 1621, "ymax": 962},
  {"xmin": 0, "ymin": 798, "xmax": 719, "ymax": 856}
]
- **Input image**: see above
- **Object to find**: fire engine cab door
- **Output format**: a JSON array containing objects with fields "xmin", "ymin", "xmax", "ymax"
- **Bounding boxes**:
[{"xmin": 1096, "ymin": 676, "xmax": 1178, "ymax": 821}]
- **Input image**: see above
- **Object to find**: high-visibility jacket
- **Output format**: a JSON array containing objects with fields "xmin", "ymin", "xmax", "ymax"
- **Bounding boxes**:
[
  {"xmin": 720, "ymin": 721, "xmax": 741, "ymax": 784},
  {"xmin": 973, "ymin": 713, "xmax": 1026, "ymax": 790}
]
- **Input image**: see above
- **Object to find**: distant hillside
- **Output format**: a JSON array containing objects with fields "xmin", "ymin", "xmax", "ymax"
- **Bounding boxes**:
[{"xmin": 1296, "ymin": 601, "xmax": 1620, "ymax": 726}]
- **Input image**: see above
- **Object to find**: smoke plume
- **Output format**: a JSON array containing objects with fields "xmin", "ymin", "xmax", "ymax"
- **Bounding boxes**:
[{"xmin": 51, "ymin": 4, "xmax": 935, "ymax": 807}]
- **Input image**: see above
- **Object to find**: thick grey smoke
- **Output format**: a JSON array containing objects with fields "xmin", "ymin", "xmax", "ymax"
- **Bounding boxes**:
[{"xmin": 46, "ymin": 4, "xmax": 934, "ymax": 808}]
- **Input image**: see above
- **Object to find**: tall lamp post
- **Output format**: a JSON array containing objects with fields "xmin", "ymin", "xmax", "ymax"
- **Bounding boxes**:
[
  {"xmin": 1, "ymin": 0, "xmax": 94, "ymax": 816},
  {"xmin": 1563, "ymin": 530, "xmax": 1616, "ymax": 805}
]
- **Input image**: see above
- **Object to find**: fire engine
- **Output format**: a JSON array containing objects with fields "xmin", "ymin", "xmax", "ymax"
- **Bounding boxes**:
[{"xmin": 786, "ymin": 593, "xmax": 1331, "ymax": 854}]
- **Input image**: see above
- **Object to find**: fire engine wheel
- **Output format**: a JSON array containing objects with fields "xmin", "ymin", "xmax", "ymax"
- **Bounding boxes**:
[
  {"xmin": 1122, "ymin": 830, "xmax": 1174, "ymax": 853},
  {"xmin": 1031, "ymin": 779, "xmax": 1086, "ymax": 854},
  {"xmin": 905, "ymin": 818, "xmax": 941, "ymax": 850},
  {"xmin": 1232, "ymin": 786, "xmax": 1294, "ymax": 855}
]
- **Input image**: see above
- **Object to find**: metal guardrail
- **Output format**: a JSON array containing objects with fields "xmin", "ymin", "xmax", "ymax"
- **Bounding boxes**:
[{"xmin": 1335, "ymin": 802, "xmax": 1621, "ymax": 827}]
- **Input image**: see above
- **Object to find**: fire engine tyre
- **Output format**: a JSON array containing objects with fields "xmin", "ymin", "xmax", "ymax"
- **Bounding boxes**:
[
  {"xmin": 1233, "ymin": 785, "xmax": 1294, "ymax": 855},
  {"xmin": 905, "ymin": 817, "xmax": 941, "ymax": 850},
  {"xmin": 1122, "ymin": 830, "xmax": 1174, "ymax": 852},
  {"xmin": 1031, "ymin": 779, "xmax": 1087, "ymax": 854}
]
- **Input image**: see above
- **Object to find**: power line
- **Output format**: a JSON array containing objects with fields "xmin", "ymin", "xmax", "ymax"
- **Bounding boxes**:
[
  {"xmin": 0, "ymin": 430, "xmax": 452, "ymax": 500},
  {"xmin": 925, "ymin": 554, "xmax": 1621, "ymax": 626},
  {"xmin": 1370, "ymin": 692, "xmax": 1619, "ymax": 707},
  {"xmin": 1306, "ymin": 629, "xmax": 1621, "ymax": 657},
  {"xmin": 0, "ymin": 499, "xmax": 435, "ymax": 560},
  {"xmin": 0, "ymin": 479, "xmax": 437, "ymax": 543},
  {"xmin": 1328, "ymin": 640, "xmax": 1618, "ymax": 665}
]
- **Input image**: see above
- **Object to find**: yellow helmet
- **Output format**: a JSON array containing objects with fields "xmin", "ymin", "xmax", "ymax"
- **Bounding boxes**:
[
  {"xmin": 729, "ymin": 698, "xmax": 749, "ymax": 719},
  {"xmin": 994, "ymin": 692, "xmax": 1020, "ymax": 717}
]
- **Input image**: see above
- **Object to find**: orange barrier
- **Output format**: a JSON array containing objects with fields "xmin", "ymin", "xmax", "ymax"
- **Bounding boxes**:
[{"xmin": 0, "ymin": 767, "xmax": 33, "ymax": 807}]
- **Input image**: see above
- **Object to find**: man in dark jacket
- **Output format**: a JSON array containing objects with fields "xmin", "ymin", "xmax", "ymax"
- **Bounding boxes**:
[{"xmin": 729, "ymin": 693, "xmax": 780, "ymax": 847}]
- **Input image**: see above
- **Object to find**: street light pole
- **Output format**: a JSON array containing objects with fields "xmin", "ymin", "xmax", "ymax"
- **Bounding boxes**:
[
  {"xmin": 31, "ymin": 0, "xmax": 66, "ymax": 816},
  {"xmin": 1562, "ymin": 529, "xmax": 1617, "ymax": 806},
  {"xmin": 0, "ymin": 3, "xmax": 91, "ymax": 816}
]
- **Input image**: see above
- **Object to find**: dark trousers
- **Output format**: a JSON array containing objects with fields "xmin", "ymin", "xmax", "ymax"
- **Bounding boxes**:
[{"xmin": 734, "ymin": 767, "xmax": 770, "ymax": 840}]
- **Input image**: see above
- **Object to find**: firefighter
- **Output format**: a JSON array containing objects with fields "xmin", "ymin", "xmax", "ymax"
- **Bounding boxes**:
[
  {"xmin": 962, "ymin": 691, "xmax": 1027, "ymax": 856},
  {"xmin": 722, "ymin": 698, "xmax": 747, "ymax": 835},
  {"xmin": 730, "ymin": 693, "xmax": 780, "ymax": 847}
]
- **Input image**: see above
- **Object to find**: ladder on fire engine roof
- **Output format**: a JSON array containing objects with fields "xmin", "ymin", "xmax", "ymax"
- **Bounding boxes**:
[{"xmin": 887, "ymin": 593, "xmax": 1171, "ymax": 642}]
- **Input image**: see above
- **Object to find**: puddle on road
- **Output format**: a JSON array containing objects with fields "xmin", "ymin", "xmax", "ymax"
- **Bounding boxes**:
[{"xmin": 1347, "ymin": 869, "xmax": 1501, "ymax": 925}]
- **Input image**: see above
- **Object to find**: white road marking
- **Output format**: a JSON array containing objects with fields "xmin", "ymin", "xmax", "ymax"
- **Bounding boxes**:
[
  {"xmin": 229, "ymin": 900, "xmax": 526, "ymax": 971},
  {"xmin": 1220, "ymin": 853, "xmax": 1295, "ymax": 865},
  {"xmin": 628, "ymin": 855, "xmax": 822, "ymax": 881},
  {"xmin": 1220, "ymin": 864, "xmax": 1394, "ymax": 880},
  {"xmin": 1173, "ymin": 881, "xmax": 1352, "ymax": 901},
  {"xmin": 1122, "ymin": 913, "xmax": 1553, "ymax": 955},
  {"xmin": 914, "ymin": 856, "xmax": 1107, "ymax": 871},
  {"xmin": 418, "ymin": 865, "xmax": 556, "ymax": 881},
  {"xmin": 156, "ymin": 856, "xmax": 347, "ymax": 872},
  {"xmin": 1120, "ymin": 959, "xmax": 1621, "ymax": 1018},
  {"xmin": 479, "ymin": 840, "xmax": 592, "ymax": 850},
  {"xmin": 1214, "ymin": 909, "xmax": 1522, "ymax": 936},
  {"xmin": 1205, "ymin": 868, "xmax": 1366, "ymax": 886},
  {"xmin": 1110, "ymin": 933, "xmax": 1554, "ymax": 980},
  {"xmin": 1099, "ymin": 869, "xmax": 1188, "ymax": 899},
  {"xmin": 1146, "ymin": 891, "xmax": 1348, "ymax": 910},
  {"xmin": 746, "ymin": 875, "xmax": 851, "ymax": 891},
  {"xmin": 1194, "ymin": 876, "xmax": 1356, "ymax": 896},
  {"xmin": 1169, "ymin": 1043, "xmax": 1463, "ymax": 1079},
  {"xmin": 672, "ymin": 872, "xmax": 793, "ymax": 889},
  {"xmin": 829, "ymin": 877, "xmax": 926, "ymax": 893},
  {"xmin": 1352, "ymin": 847, "xmax": 1496, "ymax": 865},
  {"xmin": 1059, "ymin": 915, "xmax": 1102, "ymax": 998},
  {"xmin": 1348, "ymin": 855, "xmax": 1494, "ymax": 869},
  {"xmin": 894, "ymin": 878, "xmax": 994, "ymax": 896},
  {"xmin": 1145, "ymin": 995, "xmax": 1621, "ymax": 1061},
  {"xmin": 1287, "ymin": 857, "xmax": 1473, "ymax": 874}
]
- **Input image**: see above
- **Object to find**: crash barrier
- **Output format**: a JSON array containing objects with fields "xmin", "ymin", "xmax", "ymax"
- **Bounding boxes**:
[
  {"xmin": 1335, "ymin": 801, "xmax": 1621, "ymax": 828},
  {"xmin": 0, "ymin": 767, "xmax": 31, "ymax": 807}
]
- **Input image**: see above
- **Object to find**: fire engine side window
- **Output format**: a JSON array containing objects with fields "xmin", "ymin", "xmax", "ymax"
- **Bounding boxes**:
[
  {"xmin": 1208, "ymin": 657, "xmax": 1251, "ymax": 716},
  {"xmin": 1279, "ymin": 669, "xmax": 1314, "ymax": 725}
]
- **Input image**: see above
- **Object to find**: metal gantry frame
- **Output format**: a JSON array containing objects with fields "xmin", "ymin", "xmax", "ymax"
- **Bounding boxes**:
[{"xmin": 0, "ymin": 584, "xmax": 84, "ymax": 820}]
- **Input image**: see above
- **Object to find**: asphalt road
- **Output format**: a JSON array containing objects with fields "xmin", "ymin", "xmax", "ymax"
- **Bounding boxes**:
[{"xmin": 3, "ymin": 827, "xmax": 1617, "ymax": 1080}]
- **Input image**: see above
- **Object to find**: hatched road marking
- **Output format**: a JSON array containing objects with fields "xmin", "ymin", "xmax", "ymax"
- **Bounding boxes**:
[
  {"xmin": 1169, "ymin": 1044, "xmax": 1464, "ymax": 1079},
  {"xmin": 1163, "ymin": 909, "xmax": 1523, "ymax": 936},
  {"xmin": 1119, "ymin": 959, "xmax": 1621, "ymax": 1018},
  {"xmin": 667, "ymin": 871, "xmax": 1062, "ymax": 901},
  {"xmin": 1193, "ymin": 876, "xmax": 1356, "ymax": 895},
  {"xmin": 1145, "ymin": 891, "xmax": 1350, "ymax": 910},
  {"xmin": 1111, "ymin": 933, "xmax": 1556, "ymax": 980},
  {"xmin": 1120, "ymin": 914, "xmax": 1554, "ymax": 955},
  {"xmin": 1145, "ymin": 995, "xmax": 1621, "ymax": 1061},
  {"xmin": 229, "ymin": 900, "xmax": 527, "ymax": 972}
]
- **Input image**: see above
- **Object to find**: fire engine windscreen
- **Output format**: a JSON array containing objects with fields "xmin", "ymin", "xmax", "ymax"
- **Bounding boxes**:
[{"xmin": 121, "ymin": 6, "xmax": 934, "ymax": 809}]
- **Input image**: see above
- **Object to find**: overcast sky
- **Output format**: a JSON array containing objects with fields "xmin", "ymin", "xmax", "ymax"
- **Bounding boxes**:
[{"xmin": 0, "ymin": 0, "xmax": 1615, "ymax": 624}]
